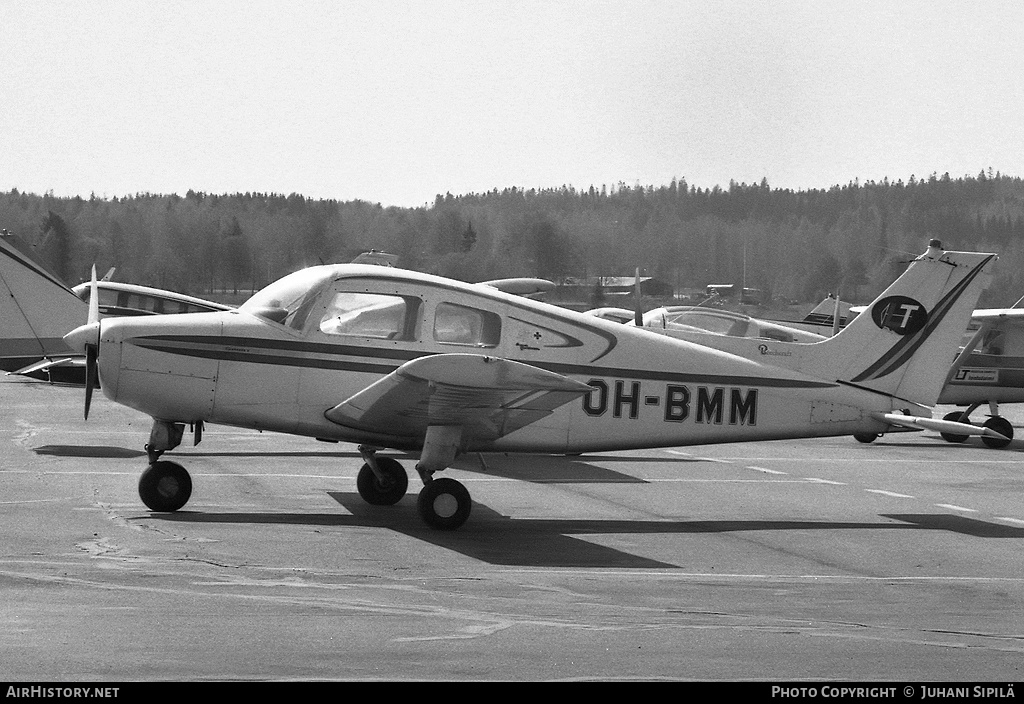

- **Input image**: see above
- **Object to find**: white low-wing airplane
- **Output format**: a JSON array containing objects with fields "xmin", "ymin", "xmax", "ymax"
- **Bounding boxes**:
[{"xmin": 63, "ymin": 241, "xmax": 997, "ymax": 529}]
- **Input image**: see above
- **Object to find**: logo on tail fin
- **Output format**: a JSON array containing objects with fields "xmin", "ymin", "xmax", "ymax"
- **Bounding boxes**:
[
  {"xmin": 871, "ymin": 296, "xmax": 928, "ymax": 336},
  {"xmin": 851, "ymin": 254, "xmax": 995, "ymax": 383}
]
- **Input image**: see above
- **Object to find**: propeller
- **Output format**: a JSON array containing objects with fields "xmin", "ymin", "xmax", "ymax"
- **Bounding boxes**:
[
  {"xmin": 63, "ymin": 266, "xmax": 101, "ymax": 419},
  {"xmin": 84, "ymin": 341, "xmax": 97, "ymax": 419},
  {"xmin": 84, "ymin": 266, "xmax": 100, "ymax": 419}
]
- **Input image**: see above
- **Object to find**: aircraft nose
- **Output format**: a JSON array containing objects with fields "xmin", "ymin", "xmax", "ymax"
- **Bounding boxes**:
[{"xmin": 63, "ymin": 321, "xmax": 100, "ymax": 353}]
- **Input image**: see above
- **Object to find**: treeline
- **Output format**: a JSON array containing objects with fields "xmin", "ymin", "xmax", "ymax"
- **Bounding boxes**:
[{"xmin": 3, "ymin": 169, "xmax": 1024, "ymax": 306}]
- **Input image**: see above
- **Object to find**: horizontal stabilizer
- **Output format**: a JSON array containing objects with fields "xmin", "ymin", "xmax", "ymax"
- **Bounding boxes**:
[
  {"xmin": 325, "ymin": 353, "xmax": 593, "ymax": 442},
  {"xmin": 872, "ymin": 412, "xmax": 1010, "ymax": 441}
]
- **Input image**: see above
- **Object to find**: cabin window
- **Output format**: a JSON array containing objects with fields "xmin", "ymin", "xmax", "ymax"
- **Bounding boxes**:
[
  {"xmin": 318, "ymin": 292, "xmax": 419, "ymax": 340},
  {"xmin": 433, "ymin": 302, "xmax": 501, "ymax": 347},
  {"xmin": 96, "ymin": 289, "xmax": 119, "ymax": 308}
]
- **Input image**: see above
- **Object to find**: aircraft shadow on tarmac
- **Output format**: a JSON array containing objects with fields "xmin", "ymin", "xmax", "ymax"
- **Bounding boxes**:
[
  {"xmin": 33, "ymin": 444, "xmax": 147, "ymax": 459},
  {"xmin": 32, "ymin": 445, "xmax": 654, "ymax": 485},
  {"xmin": 453, "ymin": 453, "xmax": 652, "ymax": 484},
  {"xmin": 142, "ymin": 496, "xmax": 1024, "ymax": 569},
  {"xmin": 868, "ymin": 439, "xmax": 1023, "ymax": 451}
]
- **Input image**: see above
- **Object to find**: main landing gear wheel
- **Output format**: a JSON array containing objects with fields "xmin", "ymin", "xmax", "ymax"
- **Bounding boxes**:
[
  {"xmin": 138, "ymin": 461, "xmax": 193, "ymax": 512},
  {"xmin": 982, "ymin": 416, "xmax": 1013, "ymax": 449},
  {"xmin": 417, "ymin": 478, "xmax": 471, "ymax": 530},
  {"xmin": 853, "ymin": 433, "xmax": 878, "ymax": 443},
  {"xmin": 940, "ymin": 411, "xmax": 970, "ymax": 443},
  {"xmin": 356, "ymin": 457, "xmax": 409, "ymax": 505}
]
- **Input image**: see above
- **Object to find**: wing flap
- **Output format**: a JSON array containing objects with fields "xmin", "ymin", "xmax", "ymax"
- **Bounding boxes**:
[{"xmin": 325, "ymin": 353, "xmax": 592, "ymax": 442}]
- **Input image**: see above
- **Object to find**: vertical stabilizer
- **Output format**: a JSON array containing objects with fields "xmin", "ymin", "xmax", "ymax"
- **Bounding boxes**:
[
  {"xmin": 0, "ymin": 233, "xmax": 87, "ymax": 370},
  {"xmin": 799, "ymin": 241, "xmax": 996, "ymax": 406}
]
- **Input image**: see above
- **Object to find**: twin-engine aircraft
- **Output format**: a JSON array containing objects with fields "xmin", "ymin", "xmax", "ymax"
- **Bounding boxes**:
[{"xmin": 62, "ymin": 240, "xmax": 997, "ymax": 529}]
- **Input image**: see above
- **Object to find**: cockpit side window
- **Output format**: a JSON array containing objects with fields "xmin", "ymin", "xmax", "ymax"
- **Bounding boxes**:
[
  {"xmin": 319, "ymin": 292, "xmax": 420, "ymax": 340},
  {"xmin": 433, "ymin": 302, "xmax": 501, "ymax": 347}
]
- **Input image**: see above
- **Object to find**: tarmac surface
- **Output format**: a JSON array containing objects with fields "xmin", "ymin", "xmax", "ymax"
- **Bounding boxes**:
[{"xmin": 2, "ymin": 375, "xmax": 1024, "ymax": 682}]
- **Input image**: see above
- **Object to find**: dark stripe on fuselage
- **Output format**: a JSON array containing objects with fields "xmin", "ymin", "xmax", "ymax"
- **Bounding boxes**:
[{"xmin": 127, "ymin": 334, "xmax": 837, "ymax": 389}]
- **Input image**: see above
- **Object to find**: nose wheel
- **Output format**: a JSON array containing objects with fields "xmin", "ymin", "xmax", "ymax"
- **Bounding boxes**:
[{"xmin": 138, "ymin": 460, "xmax": 193, "ymax": 512}]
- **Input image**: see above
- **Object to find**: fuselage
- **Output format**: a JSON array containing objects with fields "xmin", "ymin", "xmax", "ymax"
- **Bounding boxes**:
[{"xmin": 93, "ymin": 264, "xmax": 915, "ymax": 454}]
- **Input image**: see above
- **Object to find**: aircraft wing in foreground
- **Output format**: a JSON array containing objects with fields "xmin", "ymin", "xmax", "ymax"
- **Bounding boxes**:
[{"xmin": 64, "ymin": 240, "xmax": 996, "ymax": 529}]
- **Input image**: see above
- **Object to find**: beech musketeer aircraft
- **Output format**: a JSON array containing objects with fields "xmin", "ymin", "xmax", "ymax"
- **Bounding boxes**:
[{"xmin": 63, "ymin": 241, "xmax": 997, "ymax": 529}]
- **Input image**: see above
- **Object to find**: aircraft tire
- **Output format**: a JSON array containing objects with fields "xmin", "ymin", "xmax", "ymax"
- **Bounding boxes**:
[
  {"xmin": 417, "ymin": 478, "xmax": 471, "ymax": 530},
  {"xmin": 853, "ymin": 433, "xmax": 878, "ymax": 443},
  {"xmin": 981, "ymin": 416, "xmax": 1013, "ymax": 449},
  {"xmin": 138, "ymin": 461, "xmax": 193, "ymax": 512},
  {"xmin": 940, "ymin": 411, "xmax": 970, "ymax": 443},
  {"xmin": 356, "ymin": 458, "xmax": 409, "ymax": 505}
]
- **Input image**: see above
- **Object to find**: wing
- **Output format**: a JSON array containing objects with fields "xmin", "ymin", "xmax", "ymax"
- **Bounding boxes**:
[{"xmin": 324, "ymin": 353, "xmax": 593, "ymax": 444}]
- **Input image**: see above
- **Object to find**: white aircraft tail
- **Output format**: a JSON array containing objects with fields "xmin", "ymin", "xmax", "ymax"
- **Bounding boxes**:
[
  {"xmin": 0, "ymin": 233, "xmax": 87, "ymax": 369},
  {"xmin": 797, "ymin": 240, "xmax": 996, "ymax": 407}
]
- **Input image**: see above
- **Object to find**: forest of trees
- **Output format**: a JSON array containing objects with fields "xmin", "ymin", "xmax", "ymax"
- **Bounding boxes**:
[{"xmin": 3, "ymin": 169, "xmax": 1024, "ymax": 308}]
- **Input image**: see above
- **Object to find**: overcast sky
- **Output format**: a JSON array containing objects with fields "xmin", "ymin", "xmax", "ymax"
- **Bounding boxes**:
[{"xmin": 3, "ymin": 0, "xmax": 1023, "ymax": 207}]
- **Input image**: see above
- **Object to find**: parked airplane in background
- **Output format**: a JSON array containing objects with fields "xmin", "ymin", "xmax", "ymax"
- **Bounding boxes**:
[
  {"xmin": 63, "ymin": 240, "xmax": 997, "ymax": 529},
  {"xmin": 0, "ymin": 232, "xmax": 230, "ymax": 382},
  {"xmin": 630, "ymin": 305, "xmax": 826, "ymax": 343}
]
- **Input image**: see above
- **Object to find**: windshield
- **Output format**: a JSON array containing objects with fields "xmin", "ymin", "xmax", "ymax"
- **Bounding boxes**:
[{"xmin": 240, "ymin": 268, "xmax": 335, "ymax": 329}]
